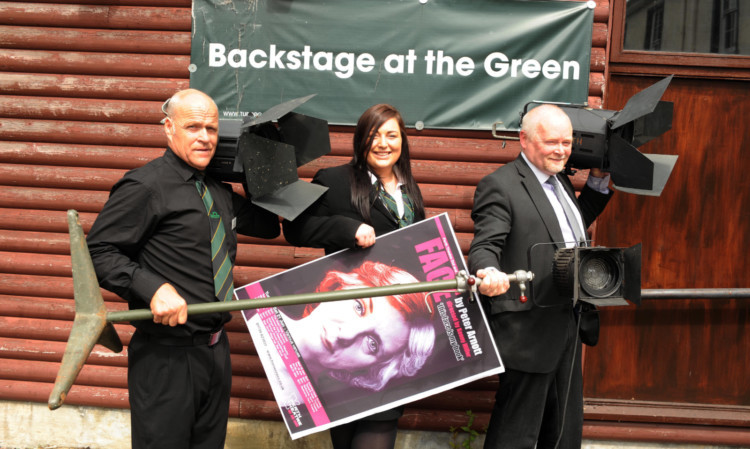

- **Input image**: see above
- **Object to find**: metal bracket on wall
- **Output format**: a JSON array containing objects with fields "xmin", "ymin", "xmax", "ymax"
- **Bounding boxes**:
[{"xmin": 491, "ymin": 121, "xmax": 520, "ymax": 149}]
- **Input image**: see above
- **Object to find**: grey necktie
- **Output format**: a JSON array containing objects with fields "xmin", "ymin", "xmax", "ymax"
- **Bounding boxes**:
[{"xmin": 547, "ymin": 175, "xmax": 586, "ymax": 246}]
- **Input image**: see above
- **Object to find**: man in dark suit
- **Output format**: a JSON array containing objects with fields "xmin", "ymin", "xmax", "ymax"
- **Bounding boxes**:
[{"xmin": 469, "ymin": 104, "xmax": 613, "ymax": 448}]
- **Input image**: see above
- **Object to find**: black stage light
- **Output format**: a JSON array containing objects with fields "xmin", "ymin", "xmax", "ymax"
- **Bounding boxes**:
[
  {"xmin": 526, "ymin": 242, "xmax": 641, "ymax": 308},
  {"xmin": 207, "ymin": 94, "xmax": 332, "ymax": 221},
  {"xmin": 210, "ymin": 118, "xmax": 245, "ymax": 183},
  {"xmin": 521, "ymin": 75, "xmax": 678, "ymax": 196},
  {"xmin": 552, "ymin": 244, "xmax": 642, "ymax": 307}
]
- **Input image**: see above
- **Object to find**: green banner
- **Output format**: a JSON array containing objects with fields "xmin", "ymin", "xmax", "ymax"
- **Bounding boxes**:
[{"xmin": 190, "ymin": 0, "xmax": 594, "ymax": 130}]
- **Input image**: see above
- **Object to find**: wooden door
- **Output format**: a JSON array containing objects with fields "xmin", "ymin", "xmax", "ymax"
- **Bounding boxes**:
[{"xmin": 583, "ymin": 72, "xmax": 750, "ymax": 436}]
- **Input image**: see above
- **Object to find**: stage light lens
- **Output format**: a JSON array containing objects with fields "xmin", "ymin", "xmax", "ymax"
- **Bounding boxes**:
[{"xmin": 579, "ymin": 251, "xmax": 622, "ymax": 298}]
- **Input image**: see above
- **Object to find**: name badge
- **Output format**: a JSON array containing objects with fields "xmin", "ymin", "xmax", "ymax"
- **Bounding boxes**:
[{"xmin": 232, "ymin": 217, "xmax": 237, "ymax": 230}]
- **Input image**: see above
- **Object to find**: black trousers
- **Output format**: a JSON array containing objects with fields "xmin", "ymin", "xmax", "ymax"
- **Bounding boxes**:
[
  {"xmin": 483, "ymin": 322, "xmax": 583, "ymax": 449},
  {"xmin": 128, "ymin": 330, "xmax": 232, "ymax": 449}
]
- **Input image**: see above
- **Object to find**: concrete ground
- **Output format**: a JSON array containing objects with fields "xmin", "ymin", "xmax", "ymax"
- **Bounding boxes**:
[{"xmin": 0, "ymin": 401, "xmax": 746, "ymax": 449}]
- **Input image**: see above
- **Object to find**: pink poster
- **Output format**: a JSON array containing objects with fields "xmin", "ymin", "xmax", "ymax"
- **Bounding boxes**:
[{"xmin": 236, "ymin": 213, "xmax": 504, "ymax": 439}]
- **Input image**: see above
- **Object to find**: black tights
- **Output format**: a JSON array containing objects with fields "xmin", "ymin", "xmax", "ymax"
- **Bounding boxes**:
[{"xmin": 329, "ymin": 418, "xmax": 399, "ymax": 449}]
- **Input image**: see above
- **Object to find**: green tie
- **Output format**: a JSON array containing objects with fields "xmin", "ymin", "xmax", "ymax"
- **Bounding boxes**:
[
  {"xmin": 376, "ymin": 185, "xmax": 415, "ymax": 228},
  {"xmin": 195, "ymin": 177, "xmax": 234, "ymax": 302}
]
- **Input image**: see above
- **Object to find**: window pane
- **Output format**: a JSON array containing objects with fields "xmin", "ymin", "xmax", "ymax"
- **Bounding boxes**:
[{"xmin": 624, "ymin": 0, "xmax": 749, "ymax": 55}]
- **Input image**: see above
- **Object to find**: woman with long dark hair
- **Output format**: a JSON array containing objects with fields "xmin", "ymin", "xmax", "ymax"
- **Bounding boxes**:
[{"xmin": 283, "ymin": 104, "xmax": 425, "ymax": 449}]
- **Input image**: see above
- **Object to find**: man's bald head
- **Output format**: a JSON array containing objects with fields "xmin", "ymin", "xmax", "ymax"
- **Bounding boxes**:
[{"xmin": 162, "ymin": 89, "xmax": 220, "ymax": 171}]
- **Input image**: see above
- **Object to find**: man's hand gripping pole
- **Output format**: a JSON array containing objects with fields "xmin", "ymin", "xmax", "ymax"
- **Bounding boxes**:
[{"xmin": 459, "ymin": 270, "xmax": 535, "ymax": 303}]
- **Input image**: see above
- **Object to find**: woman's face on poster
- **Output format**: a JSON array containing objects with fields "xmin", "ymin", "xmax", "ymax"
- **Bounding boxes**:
[{"xmin": 301, "ymin": 296, "xmax": 410, "ymax": 372}]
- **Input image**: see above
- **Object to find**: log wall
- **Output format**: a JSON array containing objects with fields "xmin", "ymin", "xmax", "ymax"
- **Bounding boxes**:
[{"xmin": 0, "ymin": 0, "xmax": 607, "ymax": 435}]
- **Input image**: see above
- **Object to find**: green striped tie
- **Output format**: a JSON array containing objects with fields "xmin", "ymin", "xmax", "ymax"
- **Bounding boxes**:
[
  {"xmin": 377, "ymin": 185, "xmax": 415, "ymax": 228},
  {"xmin": 195, "ymin": 178, "xmax": 234, "ymax": 302}
]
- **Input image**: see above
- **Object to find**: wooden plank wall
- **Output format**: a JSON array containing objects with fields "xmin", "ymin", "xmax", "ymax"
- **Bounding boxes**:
[
  {"xmin": 582, "ymin": 75, "xmax": 750, "ymax": 445},
  {"xmin": 0, "ymin": 0, "xmax": 607, "ymax": 434}
]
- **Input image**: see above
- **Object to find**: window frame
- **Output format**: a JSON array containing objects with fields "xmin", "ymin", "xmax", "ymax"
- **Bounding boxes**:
[{"xmin": 609, "ymin": 0, "xmax": 750, "ymax": 79}]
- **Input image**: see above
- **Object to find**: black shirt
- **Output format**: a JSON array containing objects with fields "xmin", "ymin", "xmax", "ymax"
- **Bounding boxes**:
[{"xmin": 87, "ymin": 148, "xmax": 280, "ymax": 337}]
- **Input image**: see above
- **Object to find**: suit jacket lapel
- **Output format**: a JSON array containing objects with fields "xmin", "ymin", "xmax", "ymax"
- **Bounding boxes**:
[{"xmin": 513, "ymin": 157, "xmax": 566, "ymax": 248}]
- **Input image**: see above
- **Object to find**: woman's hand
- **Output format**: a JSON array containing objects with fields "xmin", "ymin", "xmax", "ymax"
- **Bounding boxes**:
[{"xmin": 354, "ymin": 223, "xmax": 376, "ymax": 248}]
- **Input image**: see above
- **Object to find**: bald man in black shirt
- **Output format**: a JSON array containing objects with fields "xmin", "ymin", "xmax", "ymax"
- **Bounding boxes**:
[{"xmin": 87, "ymin": 89, "xmax": 279, "ymax": 448}]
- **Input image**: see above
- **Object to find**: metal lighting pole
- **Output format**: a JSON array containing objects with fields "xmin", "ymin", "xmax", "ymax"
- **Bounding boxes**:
[{"xmin": 49, "ymin": 209, "xmax": 533, "ymax": 410}]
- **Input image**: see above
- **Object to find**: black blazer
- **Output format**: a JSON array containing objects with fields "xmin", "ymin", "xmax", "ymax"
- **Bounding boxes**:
[
  {"xmin": 468, "ymin": 156, "xmax": 612, "ymax": 373},
  {"xmin": 281, "ymin": 163, "xmax": 425, "ymax": 421},
  {"xmin": 283, "ymin": 164, "xmax": 425, "ymax": 254}
]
